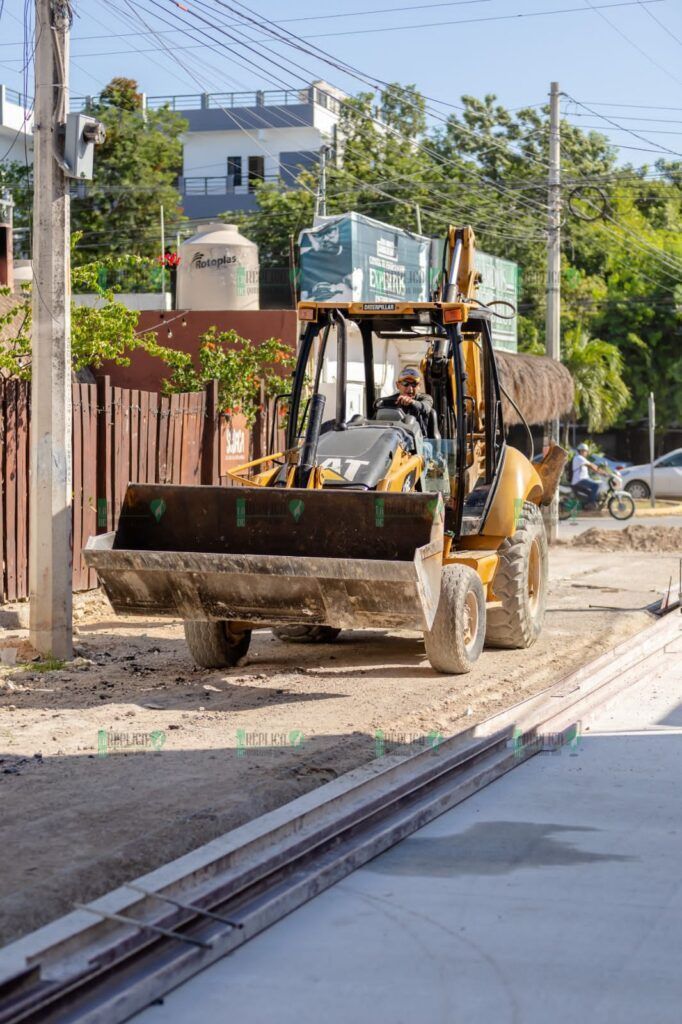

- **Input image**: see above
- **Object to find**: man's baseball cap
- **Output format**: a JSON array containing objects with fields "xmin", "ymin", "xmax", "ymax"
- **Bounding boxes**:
[
  {"xmin": 398, "ymin": 365, "xmax": 420, "ymax": 383},
  {"xmin": 577, "ymin": 443, "xmax": 589, "ymax": 452}
]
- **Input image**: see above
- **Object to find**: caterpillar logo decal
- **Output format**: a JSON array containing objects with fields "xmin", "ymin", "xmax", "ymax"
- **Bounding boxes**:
[{"xmin": 321, "ymin": 457, "xmax": 370, "ymax": 482}]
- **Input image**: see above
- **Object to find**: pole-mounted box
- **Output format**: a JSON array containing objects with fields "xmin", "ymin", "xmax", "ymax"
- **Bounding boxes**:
[{"xmin": 63, "ymin": 113, "xmax": 106, "ymax": 179}]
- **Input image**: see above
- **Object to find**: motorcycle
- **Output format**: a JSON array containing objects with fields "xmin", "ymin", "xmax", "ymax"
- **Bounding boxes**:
[{"xmin": 558, "ymin": 469, "xmax": 636, "ymax": 521}]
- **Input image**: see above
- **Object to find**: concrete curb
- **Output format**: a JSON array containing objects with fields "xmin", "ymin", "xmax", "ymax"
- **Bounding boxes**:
[{"xmin": 634, "ymin": 504, "xmax": 682, "ymax": 518}]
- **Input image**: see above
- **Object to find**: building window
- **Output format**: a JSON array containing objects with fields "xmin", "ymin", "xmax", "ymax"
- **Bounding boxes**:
[
  {"xmin": 227, "ymin": 156, "xmax": 242, "ymax": 187},
  {"xmin": 248, "ymin": 155, "xmax": 265, "ymax": 191}
]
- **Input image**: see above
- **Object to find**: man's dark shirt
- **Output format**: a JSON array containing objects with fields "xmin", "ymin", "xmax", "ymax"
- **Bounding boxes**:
[{"xmin": 381, "ymin": 391, "xmax": 434, "ymax": 435}]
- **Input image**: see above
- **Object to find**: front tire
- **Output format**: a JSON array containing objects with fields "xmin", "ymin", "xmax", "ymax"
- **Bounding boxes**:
[
  {"xmin": 625, "ymin": 480, "xmax": 650, "ymax": 500},
  {"xmin": 183, "ymin": 620, "xmax": 251, "ymax": 668},
  {"xmin": 273, "ymin": 625, "xmax": 342, "ymax": 644},
  {"xmin": 608, "ymin": 492, "xmax": 636, "ymax": 520},
  {"xmin": 423, "ymin": 564, "xmax": 486, "ymax": 674},
  {"xmin": 485, "ymin": 501, "xmax": 548, "ymax": 649}
]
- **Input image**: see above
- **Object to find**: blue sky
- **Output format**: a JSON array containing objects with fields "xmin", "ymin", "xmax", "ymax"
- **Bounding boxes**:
[{"xmin": 2, "ymin": 0, "xmax": 682, "ymax": 165}]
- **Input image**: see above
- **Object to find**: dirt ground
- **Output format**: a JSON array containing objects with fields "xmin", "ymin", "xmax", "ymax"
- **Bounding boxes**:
[
  {"xmin": 568, "ymin": 524, "xmax": 682, "ymax": 552},
  {"xmin": 0, "ymin": 542, "xmax": 679, "ymax": 945}
]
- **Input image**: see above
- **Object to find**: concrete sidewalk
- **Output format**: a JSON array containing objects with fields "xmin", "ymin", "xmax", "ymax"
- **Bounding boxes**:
[{"xmin": 136, "ymin": 621, "xmax": 682, "ymax": 1024}]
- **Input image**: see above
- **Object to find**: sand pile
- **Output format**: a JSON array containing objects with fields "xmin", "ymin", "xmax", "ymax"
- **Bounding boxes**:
[{"xmin": 572, "ymin": 525, "xmax": 682, "ymax": 553}]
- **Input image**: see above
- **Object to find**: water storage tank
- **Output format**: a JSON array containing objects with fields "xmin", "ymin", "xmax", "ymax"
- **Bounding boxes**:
[{"xmin": 176, "ymin": 222, "xmax": 259, "ymax": 310}]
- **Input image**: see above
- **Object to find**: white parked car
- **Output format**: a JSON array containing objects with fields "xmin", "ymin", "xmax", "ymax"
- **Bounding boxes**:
[{"xmin": 621, "ymin": 448, "xmax": 682, "ymax": 499}]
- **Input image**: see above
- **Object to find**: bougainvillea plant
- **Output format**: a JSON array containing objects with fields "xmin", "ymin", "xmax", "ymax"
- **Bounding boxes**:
[{"xmin": 142, "ymin": 327, "xmax": 295, "ymax": 426}]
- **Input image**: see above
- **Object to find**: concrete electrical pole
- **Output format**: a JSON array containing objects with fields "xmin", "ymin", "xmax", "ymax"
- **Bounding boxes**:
[
  {"xmin": 160, "ymin": 203, "xmax": 166, "ymax": 298},
  {"xmin": 30, "ymin": 0, "xmax": 73, "ymax": 659},
  {"xmin": 545, "ymin": 81, "xmax": 561, "ymax": 543},
  {"xmin": 315, "ymin": 145, "xmax": 331, "ymax": 220},
  {"xmin": 648, "ymin": 391, "xmax": 656, "ymax": 509}
]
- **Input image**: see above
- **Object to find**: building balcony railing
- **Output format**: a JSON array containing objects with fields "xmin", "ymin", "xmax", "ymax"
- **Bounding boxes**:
[
  {"xmin": 70, "ymin": 86, "xmax": 341, "ymax": 116},
  {"xmin": 3, "ymin": 87, "xmax": 31, "ymax": 108},
  {"xmin": 180, "ymin": 174, "xmax": 281, "ymax": 196}
]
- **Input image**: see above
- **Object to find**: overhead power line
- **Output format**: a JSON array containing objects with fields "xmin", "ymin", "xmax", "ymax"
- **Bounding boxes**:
[
  {"xmin": 142, "ymin": 0, "xmax": 682, "ymax": 285},
  {"xmin": 635, "ymin": 0, "xmax": 682, "ymax": 48},
  {"xmin": 0, "ymin": 0, "xmax": 659, "ymax": 53},
  {"xmin": 289, "ymin": 0, "xmax": 668, "ymax": 38},
  {"xmin": 118, "ymin": 0, "xmax": 553, "ymax": 239},
  {"xmin": 570, "ymin": 123, "xmax": 682, "ymax": 137},
  {"xmin": 567, "ymin": 112, "xmax": 682, "ymax": 126},
  {"xmin": 579, "ymin": 101, "xmax": 682, "ymax": 112},
  {"xmin": 566, "ymin": 94, "xmax": 682, "ymax": 158},
  {"xmin": 582, "ymin": 0, "xmax": 682, "ymax": 88},
  {"xmin": 137, "ymin": 0, "xmax": 554, "ymax": 228}
]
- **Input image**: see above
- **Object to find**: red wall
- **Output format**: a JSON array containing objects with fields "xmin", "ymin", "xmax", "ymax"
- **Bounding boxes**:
[{"xmin": 98, "ymin": 309, "xmax": 298, "ymax": 392}]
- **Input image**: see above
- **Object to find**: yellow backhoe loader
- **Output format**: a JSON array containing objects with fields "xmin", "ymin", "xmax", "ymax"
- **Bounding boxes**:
[{"xmin": 85, "ymin": 226, "xmax": 566, "ymax": 674}]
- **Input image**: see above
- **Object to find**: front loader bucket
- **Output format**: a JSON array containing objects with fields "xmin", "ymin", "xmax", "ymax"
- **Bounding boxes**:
[{"xmin": 84, "ymin": 485, "xmax": 445, "ymax": 631}]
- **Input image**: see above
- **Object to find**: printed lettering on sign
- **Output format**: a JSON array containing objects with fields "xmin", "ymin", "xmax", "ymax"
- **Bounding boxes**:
[
  {"xmin": 219, "ymin": 413, "xmax": 248, "ymax": 475},
  {"xmin": 191, "ymin": 251, "xmax": 239, "ymax": 270},
  {"xmin": 225, "ymin": 428, "xmax": 245, "ymax": 456}
]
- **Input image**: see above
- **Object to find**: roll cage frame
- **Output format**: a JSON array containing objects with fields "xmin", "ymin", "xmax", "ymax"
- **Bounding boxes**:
[{"xmin": 289, "ymin": 302, "xmax": 505, "ymax": 535}]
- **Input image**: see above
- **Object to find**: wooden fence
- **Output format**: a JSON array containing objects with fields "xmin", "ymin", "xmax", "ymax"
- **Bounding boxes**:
[
  {"xmin": 0, "ymin": 377, "xmax": 276, "ymax": 604},
  {"xmin": 0, "ymin": 380, "xmax": 30, "ymax": 602}
]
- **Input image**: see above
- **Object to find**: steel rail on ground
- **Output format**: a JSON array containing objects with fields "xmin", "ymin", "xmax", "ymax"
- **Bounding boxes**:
[{"xmin": 0, "ymin": 610, "xmax": 679, "ymax": 1024}]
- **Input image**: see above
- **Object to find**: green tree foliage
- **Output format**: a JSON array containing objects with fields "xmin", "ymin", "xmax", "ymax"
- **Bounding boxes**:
[
  {"xmin": 1, "ymin": 79, "xmax": 186, "ymax": 264},
  {"xmin": 69, "ymin": 78, "xmax": 186, "ymax": 263},
  {"xmin": 236, "ymin": 84, "xmax": 682, "ymax": 431},
  {"xmin": 0, "ymin": 249, "xmax": 163, "ymax": 378},
  {"xmin": 562, "ymin": 327, "xmax": 631, "ymax": 432}
]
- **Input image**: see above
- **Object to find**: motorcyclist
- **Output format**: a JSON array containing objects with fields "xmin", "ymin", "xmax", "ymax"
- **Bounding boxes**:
[{"xmin": 569, "ymin": 443, "xmax": 604, "ymax": 508}]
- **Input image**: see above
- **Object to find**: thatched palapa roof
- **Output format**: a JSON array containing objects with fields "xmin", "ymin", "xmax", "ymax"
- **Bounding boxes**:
[{"xmin": 495, "ymin": 350, "xmax": 574, "ymax": 426}]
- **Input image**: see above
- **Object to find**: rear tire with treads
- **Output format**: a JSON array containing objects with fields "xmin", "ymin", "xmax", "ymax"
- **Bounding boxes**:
[
  {"xmin": 183, "ymin": 620, "xmax": 251, "ymax": 668},
  {"xmin": 423, "ymin": 564, "xmax": 486, "ymax": 674},
  {"xmin": 273, "ymin": 625, "xmax": 342, "ymax": 644},
  {"xmin": 485, "ymin": 501, "xmax": 547, "ymax": 649}
]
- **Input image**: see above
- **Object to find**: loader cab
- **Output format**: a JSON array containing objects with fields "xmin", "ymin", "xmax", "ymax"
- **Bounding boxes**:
[{"xmin": 290, "ymin": 302, "xmax": 506, "ymax": 538}]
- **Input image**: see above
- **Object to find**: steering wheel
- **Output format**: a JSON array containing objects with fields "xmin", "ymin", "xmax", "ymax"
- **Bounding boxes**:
[{"xmin": 374, "ymin": 399, "xmax": 406, "ymax": 421}]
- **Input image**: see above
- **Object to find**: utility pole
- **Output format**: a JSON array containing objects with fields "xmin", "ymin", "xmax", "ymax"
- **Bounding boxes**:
[
  {"xmin": 415, "ymin": 204, "xmax": 422, "ymax": 235},
  {"xmin": 315, "ymin": 145, "xmax": 331, "ymax": 220},
  {"xmin": 160, "ymin": 204, "xmax": 166, "ymax": 299},
  {"xmin": 29, "ymin": 0, "xmax": 73, "ymax": 659},
  {"xmin": 288, "ymin": 232, "xmax": 297, "ymax": 309},
  {"xmin": 648, "ymin": 391, "xmax": 656, "ymax": 508},
  {"xmin": 545, "ymin": 81, "xmax": 561, "ymax": 543}
]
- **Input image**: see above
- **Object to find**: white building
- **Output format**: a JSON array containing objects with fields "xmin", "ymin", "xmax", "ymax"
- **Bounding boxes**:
[
  {"xmin": 1, "ymin": 79, "xmax": 344, "ymax": 222},
  {"xmin": 71, "ymin": 79, "xmax": 344, "ymax": 220},
  {"xmin": 0, "ymin": 86, "xmax": 33, "ymax": 166},
  {"xmin": 173, "ymin": 80, "xmax": 345, "ymax": 219}
]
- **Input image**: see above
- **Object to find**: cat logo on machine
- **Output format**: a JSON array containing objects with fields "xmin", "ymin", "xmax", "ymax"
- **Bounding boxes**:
[
  {"xmin": 320, "ymin": 457, "xmax": 370, "ymax": 482},
  {"xmin": 362, "ymin": 302, "xmax": 397, "ymax": 311}
]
